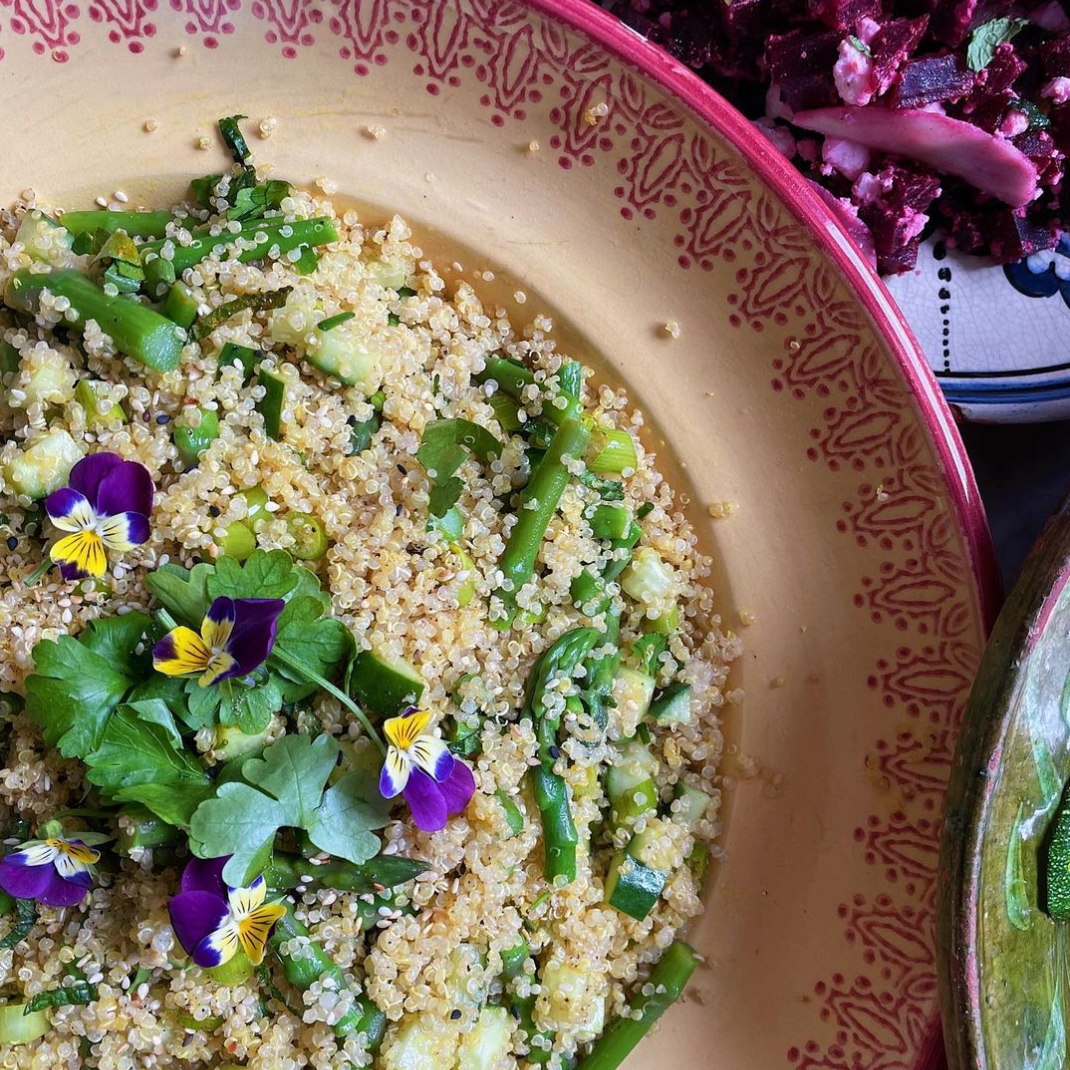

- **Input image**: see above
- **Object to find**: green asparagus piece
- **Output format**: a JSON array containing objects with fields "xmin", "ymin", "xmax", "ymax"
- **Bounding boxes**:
[
  {"xmin": 59, "ymin": 210, "xmax": 177, "ymax": 239},
  {"xmin": 116, "ymin": 806, "xmax": 181, "ymax": 854},
  {"xmin": 138, "ymin": 217, "xmax": 338, "ymax": 277},
  {"xmin": 574, "ymin": 941, "xmax": 699, "ymax": 1070},
  {"xmin": 583, "ymin": 607, "xmax": 621, "ymax": 731},
  {"xmin": 264, "ymin": 852, "xmax": 429, "ymax": 897},
  {"xmin": 524, "ymin": 627, "xmax": 598, "ymax": 883},
  {"xmin": 3, "ymin": 268, "xmax": 184, "ymax": 373},
  {"xmin": 494, "ymin": 418, "xmax": 590, "ymax": 628},
  {"xmin": 476, "ymin": 357, "xmax": 583, "ymax": 427},
  {"xmin": 571, "ymin": 520, "xmax": 644, "ymax": 614},
  {"xmin": 270, "ymin": 905, "xmax": 385, "ymax": 1049}
]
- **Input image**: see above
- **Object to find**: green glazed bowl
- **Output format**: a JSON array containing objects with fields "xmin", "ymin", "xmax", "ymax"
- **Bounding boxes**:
[{"xmin": 941, "ymin": 496, "xmax": 1070, "ymax": 1069}]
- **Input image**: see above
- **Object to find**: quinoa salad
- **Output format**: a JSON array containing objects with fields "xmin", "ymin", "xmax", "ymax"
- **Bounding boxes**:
[{"xmin": 0, "ymin": 117, "xmax": 739, "ymax": 1070}]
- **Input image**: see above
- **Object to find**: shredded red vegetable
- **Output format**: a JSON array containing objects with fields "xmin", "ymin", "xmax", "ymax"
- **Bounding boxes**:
[{"xmin": 610, "ymin": 0, "xmax": 1070, "ymax": 273}]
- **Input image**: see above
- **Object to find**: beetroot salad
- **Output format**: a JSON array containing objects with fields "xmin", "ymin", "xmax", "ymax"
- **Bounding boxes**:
[{"xmin": 611, "ymin": 0, "xmax": 1070, "ymax": 275}]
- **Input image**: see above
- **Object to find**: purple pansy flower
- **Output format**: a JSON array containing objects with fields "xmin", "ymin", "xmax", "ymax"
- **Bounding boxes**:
[
  {"xmin": 0, "ymin": 831, "xmax": 109, "ymax": 907},
  {"xmin": 45, "ymin": 453, "xmax": 153, "ymax": 580},
  {"xmin": 152, "ymin": 596, "xmax": 285, "ymax": 687},
  {"xmin": 379, "ymin": 707, "xmax": 476, "ymax": 831},
  {"xmin": 168, "ymin": 856, "xmax": 286, "ymax": 968}
]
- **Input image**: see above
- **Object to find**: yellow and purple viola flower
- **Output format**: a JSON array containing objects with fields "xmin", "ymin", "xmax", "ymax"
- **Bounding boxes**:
[
  {"xmin": 379, "ymin": 707, "xmax": 475, "ymax": 832},
  {"xmin": 45, "ymin": 453, "xmax": 153, "ymax": 580},
  {"xmin": 168, "ymin": 856, "xmax": 286, "ymax": 967},
  {"xmin": 153, "ymin": 595, "xmax": 285, "ymax": 687},
  {"xmin": 0, "ymin": 831, "xmax": 108, "ymax": 906}
]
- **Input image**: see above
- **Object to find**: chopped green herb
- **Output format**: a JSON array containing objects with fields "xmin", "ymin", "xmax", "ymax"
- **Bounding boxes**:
[
  {"xmin": 25, "ymin": 981, "xmax": 99, "ymax": 1013},
  {"xmin": 847, "ymin": 35, "xmax": 871, "ymax": 57},
  {"xmin": 218, "ymin": 114, "xmax": 252, "ymax": 165},
  {"xmin": 966, "ymin": 16, "xmax": 1027, "ymax": 72},
  {"xmin": 0, "ymin": 898, "xmax": 36, "ymax": 949},
  {"xmin": 417, "ymin": 418, "xmax": 502, "ymax": 518},
  {"xmin": 195, "ymin": 287, "xmax": 292, "ymax": 341}
]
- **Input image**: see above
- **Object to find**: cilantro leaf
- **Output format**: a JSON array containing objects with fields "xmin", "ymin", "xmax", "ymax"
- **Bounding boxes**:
[
  {"xmin": 80, "ymin": 612, "xmax": 155, "ymax": 677},
  {"xmin": 85, "ymin": 707, "xmax": 212, "ymax": 828},
  {"xmin": 428, "ymin": 476, "xmax": 465, "ymax": 519},
  {"xmin": 271, "ymin": 596, "xmax": 352, "ymax": 701},
  {"xmin": 966, "ymin": 17, "xmax": 1026, "ymax": 71},
  {"xmin": 208, "ymin": 550, "xmax": 301, "ymax": 601},
  {"xmin": 189, "ymin": 733, "xmax": 382, "ymax": 885},
  {"xmin": 190, "ymin": 782, "xmax": 287, "ymax": 883},
  {"xmin": 219, "ymin": 676, "xmax": 283, "ymax": 734},
  {"xmin": 145, "ymin": 562, "xmax": 214, "ymax": 628},
  {"xmin": 25, "ymin": 613, "xmax": 152, "ymax": 758},
  {"xmin": 417, "ymin": 418, "xmax": 502, "ymax": 480},
  {"xmin": 128, "ymin": 675, "xmax": 192, "ymax": 729},
  {"xmin": 124, "ymin": 697, "xmax": 183, "ymax": 750},
  {"xmin": 185, "ymin": 680, "xmax": 223, "ymax": 729},
  {"xmin": 304, "ymin": 769, "xmax": 388, "ymax": 863}
]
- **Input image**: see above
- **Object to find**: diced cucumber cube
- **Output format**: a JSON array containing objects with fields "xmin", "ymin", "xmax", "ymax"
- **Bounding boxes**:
[
  {"xmin": 457, "ymin": 1005, "xmax": 512, "ymax": 1070},
  {"xmin": 621, "ymin": 547, "xmax": 675, "ymax": 606},
  {"xmin": 306, "ymin": 323, "xmax": 380, "ymax": 389},
  {"xmin": 614, "ymin": 666, "xmax": 655, "ymax": 722},
  {"xmin": 673, "ymin": 781, "xmax": 711, "ymax": 829},
  {"xmin": 603, "ymin": 850, "xmax": 667, "ymax": 920},
  {"xmin": 350, "ymin": 649, "xmax": 426, "ymax": 716},
  {"xmin": 4, "ymin": 429, "xmax": 83, "ymax": 499},
  {"xmin": 649, "ymin": 682, "xmax": 692, "ymax": 726},
  {"xmin": 16, "ymin": 209, "xmax": 72, "ymax": 263},
  {"xmin": 173, "ymin": 408, "xmax": 220, "ymax": 468}
]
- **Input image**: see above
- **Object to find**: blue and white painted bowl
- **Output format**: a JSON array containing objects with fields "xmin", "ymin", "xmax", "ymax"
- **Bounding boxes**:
[{"xmin": 886, "ymin": 236, "xmax": 1070, "ymax": 423}]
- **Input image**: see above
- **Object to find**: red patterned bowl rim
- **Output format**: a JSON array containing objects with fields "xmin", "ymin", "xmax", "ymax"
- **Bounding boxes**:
[
  {"xmin": 525, "ymin": 4, "xmax": 1002, "ymax": 1065},
  {"xmin": 532, "ymin": 0, "xmax": 1002, "ymax": 640}
]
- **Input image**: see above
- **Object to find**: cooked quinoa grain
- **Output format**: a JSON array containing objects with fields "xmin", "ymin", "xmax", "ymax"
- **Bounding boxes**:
[{"xmin": 0, "ymin": 155, "xmax": 738, "ymax": 1069}]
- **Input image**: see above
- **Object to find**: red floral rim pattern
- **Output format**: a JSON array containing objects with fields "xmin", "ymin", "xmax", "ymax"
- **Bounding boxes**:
[{"xmin": 0, "ymin": 2, "xmax": 999, "ymax": 1067}]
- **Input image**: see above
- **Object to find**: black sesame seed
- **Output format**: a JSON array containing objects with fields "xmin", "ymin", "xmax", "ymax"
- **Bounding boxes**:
[
  {"xmin": 156, "ymin": 413, "xmax": 172, "ymax": 424},
  {"xmin": 397, "ymin": 464, "xmax": 408, "ymax": 475},
  {"xmin": 346, "ymin": 415, "xmax": 356, "ymax": 426},
  {"xmin": 549, "ymin": 745, "xmax": 560, "ymax": 759},
  {"xmin": 450, "ymin": 1010, "xmax": 461, "ymax": 1020},
  {"xmin": 142, "ymin": 411, "xmax": 151, "ymax": 422},
  {"xmin": 395, "ymin": 504, "xmax": 403, "ymax": 517},
  {"xmin": 6, "ymin": 537, "xmax": 17, "ymax": 551},
  {"xmin": 510, "ymin": 1006, "xmax": 520, "ymax": 1020},
  {"xmin": 209, "ymin": 506, "xmax": 220, "ymax": 518}
]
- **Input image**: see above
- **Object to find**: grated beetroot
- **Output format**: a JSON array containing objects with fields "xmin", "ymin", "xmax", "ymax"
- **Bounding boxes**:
[{"xmin": 610, "ymin": 0, "xmax": 1070, "ymax": 273}]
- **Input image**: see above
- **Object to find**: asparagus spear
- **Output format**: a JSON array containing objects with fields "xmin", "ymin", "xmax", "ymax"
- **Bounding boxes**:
[
  {"xmin": 476, "ymin": 356, "xmax": 583, "ymax": 427},
  {"xmin": 3, "ymin": 268, "xmax": 184, "ymax": 372},
  {"xmin": 264, "ymin": 851, "xmax": 429, "ymax": 897},
  {"xmin": 60, "ymin": 210, "xmax": 179, "ymax": 239},
  {"xmin": 138, "ymin": 216, "xmax": 338, "ymax": 277},
  {"xmin": 270, "ymin": 905, "xmax": 386, "ymax": 1050},
  {"xmin": 494, "ymin": 418, "xmax": 590, "ymax": 628},
  {"xmin": 574, "ymin": 941, "xmax": 699, "ymax": 1070},
  {"xmin": 524, "ymin": 627, "xmax": 599, "ymax": 883}
]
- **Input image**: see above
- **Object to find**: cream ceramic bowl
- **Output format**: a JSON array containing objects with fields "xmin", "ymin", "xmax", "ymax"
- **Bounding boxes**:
[{"xmin": 0, "ymin": 2, "xmax": 999, "ymax": 1067}]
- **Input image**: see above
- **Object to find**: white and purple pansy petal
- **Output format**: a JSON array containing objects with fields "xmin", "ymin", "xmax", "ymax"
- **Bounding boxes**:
[
  {"xmin": 45, "ymin": 488, "xmax": 96, "ymax": 531},
  {"xmin": 96, "ymin": 511, "xmax": 151, "ymax": 553},
  {"xmin": 379, "ymin": 747, "xmax": 411, "ymax": 799},
  {"xmin": 409, "ymin": 735, "xmax": 455, "ymax": 783},
  {"xmin": 169, "ymin": 890, "xmax": 232, "ymax": 966},
  {"xmin": 0, "ymin": 835, "xmax": 101, "ymax": 907}
]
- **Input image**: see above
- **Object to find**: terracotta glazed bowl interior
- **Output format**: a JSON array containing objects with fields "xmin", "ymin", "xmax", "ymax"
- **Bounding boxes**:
[{"xmin": 0, "ymin": 1, "xmax": 998, "ymax": 1067}]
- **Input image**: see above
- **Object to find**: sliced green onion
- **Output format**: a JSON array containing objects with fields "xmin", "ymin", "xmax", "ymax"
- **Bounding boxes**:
[
  {"xmin": 587, "ymin": 427, "xmax": 638, "ymax": 475},
  {"xmin": 489, "ymin": 393, "xmax": 523, "ymax": 433},
  {"xmin": 284, "ymin": 512, "xmax": 328, "ymax": 561},
  {"xmin": 590, "ymin": 503, "xmax": 631, "ymax": 541},
  {"xmin": 317, "ymin": 312, "xmax": 355, "ymax": 332},
  {"xmin": 60, "ymin": 210, "xmax": 177, "ymax": 239}
]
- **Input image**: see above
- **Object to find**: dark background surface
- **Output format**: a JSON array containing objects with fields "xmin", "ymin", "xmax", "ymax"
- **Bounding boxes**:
[{"xmin": 963, "ymin": 421, "xmax": 1070, "ymax": 591}]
